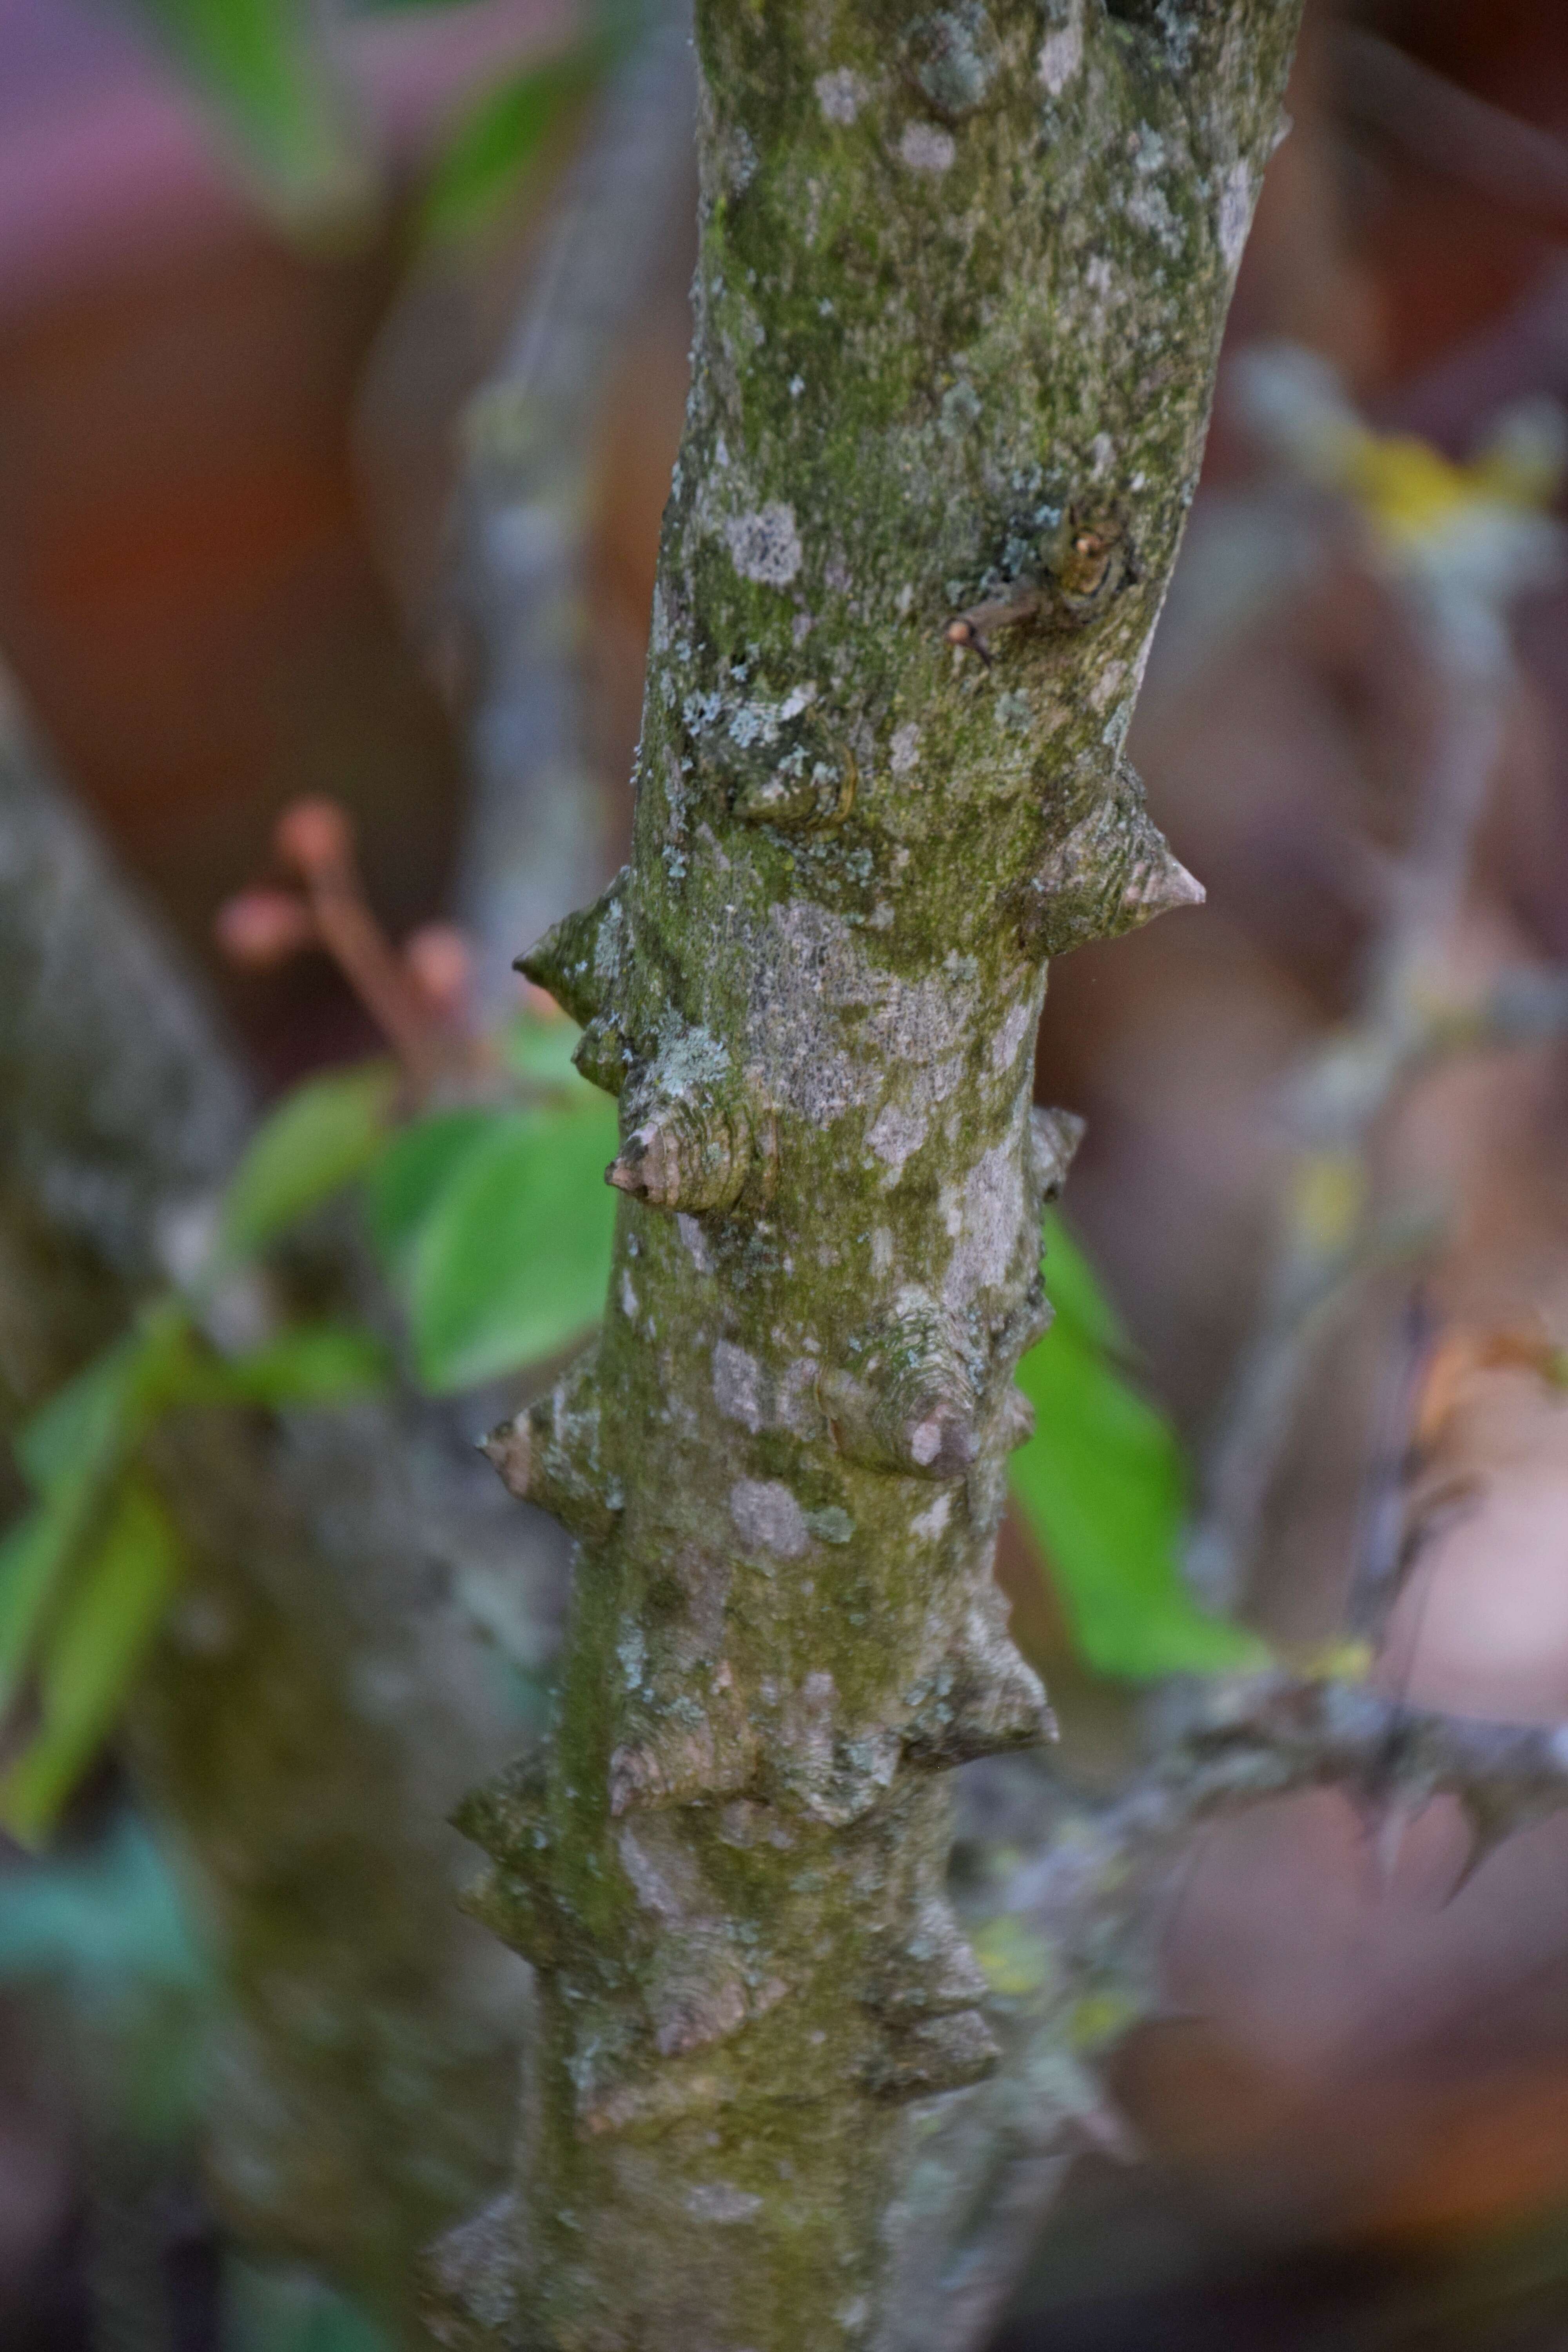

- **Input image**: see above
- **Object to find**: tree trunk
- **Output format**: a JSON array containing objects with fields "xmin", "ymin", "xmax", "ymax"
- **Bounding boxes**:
[{"xmin": 436, "ymin": 1, "xmax": 1302, "ymax": 2345}]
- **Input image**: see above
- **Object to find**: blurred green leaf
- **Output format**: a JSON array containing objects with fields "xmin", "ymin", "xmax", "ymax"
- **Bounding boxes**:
[
  {"xmin": 3, "ymin": 1313, "xmax": 192, "ymax": 1717},
  {"xmin": 419, "ymin": 45, "xmax": 604, "ymax": 244},
  {"xmin": 366, "ymin": 1106, "xmax": 500, "ymax": 1272},
  {"xmin": 1011, "ymin": 1213, "xmax": 1266, "ymax": 1682},
  {"xmin": 499, "ymin": 1010, "xmax": 596, "ymax": 1093},
  {"xmin": 0, "ymin": 1503, "xmax": 80, "ymax": 1721},
  {"xmin": 227, "ymin": 2255, "xmax": 394, "ymax": 2352},
  {"xmin": 0, "ymin": 1478, "xmax": 184, "ymax": 1847},
  {"xmin": 407, "ymin": 1098, "xmax": 618, "ymax": 1392},
  {"xmin": 15, "ymin": 1334, "xmax": 147, "ymax": 1497},
  {"xmin": 15, "ymin": 1303, "xmax": 194, "ymax": 1497},
  {"xmin": 0, "ymin": 1811, "xmax": 203, "ymax": 1992},
  {"xmin": 214, "ymin": 1323, "xmax": 393, "ymax": 1408},
  {"xmin": 130, "ymin": 0, "xmax": 374, "ymax": 226},
  {"xmin": 217, "ymin": 1060, "xmax": 399, "ymax": 1269}
]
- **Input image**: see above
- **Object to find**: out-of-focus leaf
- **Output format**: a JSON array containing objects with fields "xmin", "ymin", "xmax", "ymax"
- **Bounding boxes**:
[
  {"xmin": 419, "ymin": 45, "xmax": 604, "ymax": 244},
  {"xmin": 3, "ymin": 1312, "xmax": 193, "ymax": 1716},
  {"xmin": 0, "ymin": 1811, "xmax": 203, "ymax": 1992},
  {"xmin": 408, "ymin": 1099, "xmax": 618, "ymax": 1392},
  {"xmin": 0, "ymin": 1503, "xmax": 80, "ymax": 1720},
  {"xmin": 499, "ymin": 1010, "xmax": 595, "ymax": 1094},
  {"xmin": 1011, "ymin": 1213, "xmax": 1266, "ymax": 1682},
  {"xmin": 131, "ymin": 0, "xmax": 375, "ymax": 229},
  {"xmin": 227, "ymin": 2255, "xmax": 394, "ymax": 2352},
  {"xmin": 0, "ymin": 1478, "xmax": 184, "ymax": 1848},
  {"xmin": 214, "ymin": 1323, "xmax": 392, "ymax": 1407},
  {"xmin": 216, "ymin": 1060, "xmax": 399, "ymax": 1269},
  {"xmin": 15, "ymin": 1335, "xmax": 147, "ymax": 1497},
  {"xmin": 15, "ymin": 1304, "xmax": 192, "ymax": 1496},
  {"xmin": 366, "ymin": 1106, "xmax": 499, "ymax": 1272}
]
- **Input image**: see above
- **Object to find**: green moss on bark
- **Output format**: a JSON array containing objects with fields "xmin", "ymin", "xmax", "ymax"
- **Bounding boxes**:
[{"xmin": 437, "ymin": 2, "xmax": 1301, "ymax": 2344}]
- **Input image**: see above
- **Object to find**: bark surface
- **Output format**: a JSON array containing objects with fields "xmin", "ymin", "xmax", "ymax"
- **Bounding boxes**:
[{"xmin": 437, "ymin": 3, "xmax": 1301, "ymax": 2344}]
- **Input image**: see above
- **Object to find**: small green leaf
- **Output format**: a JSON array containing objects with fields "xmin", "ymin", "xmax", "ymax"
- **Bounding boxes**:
[
  {"xmin": 226, "ymin": 2254, "xmax": 395, "ymax": 2352},
  {"xmin": 1036, "ymin": 1209, "xmax": 1126, "ymax": 1356},
  {"xmin": 366, "ymin": 1107, "xmax": 500, "ymax": 1272},
  {"xmin": 215, "ymin": 1323, "xmax": 392, "ymax": 1408},
  {"xmin": 1011, "ymin": 1214, "xmax": 1266, "ymax": 1682},
  {"xmin": 0, "ymin": 1477, "xmax": 184, "ymax": 1847},
  {"xmin": 217, "ymin": 1061, "xmax": 399, "ymax": 1269},
  {"xmin": 499, "ymin": 1011, "xmax": 596, "ymax": 1094},
  {"xmin": 0, "ymin": 1502, "xmax": 80, "ymax": 1719},
  {"xmin": 131, "ymin": 0, "xmax": 374, "ymax": 228},
  {"xmin": 419, "ymin": 46, "xmax": 604, "ymax": 244},
  {"xmin": 15, "ymin": 1335, "xmax": 147, "ymax": 1497},
  {"xmin": 408, "ymin": 1099, "xmax": 618, "ymax": 1392},
  {"xmin": 15, "ymin": 1303, "xmax": 196, "ymax": 1498}
]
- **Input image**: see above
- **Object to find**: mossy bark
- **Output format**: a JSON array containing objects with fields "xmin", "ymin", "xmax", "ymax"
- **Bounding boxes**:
[{"xmin": 439, "ymin": 3, "xmax": 1301, "ymax": 2344}]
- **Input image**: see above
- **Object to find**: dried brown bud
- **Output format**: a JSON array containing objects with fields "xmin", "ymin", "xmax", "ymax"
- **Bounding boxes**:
[
  {"xmin": 274, "ymin": 796, "xmax": 354, "ymax": 880},
  {"xmin": 214, "ymin": 889, "xmax": 314, "ymax": 969}
]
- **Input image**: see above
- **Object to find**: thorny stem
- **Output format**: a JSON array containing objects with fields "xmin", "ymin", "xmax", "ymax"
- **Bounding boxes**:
[{"xmin": 427, "ymin": 3, "xmax": 1302, "ymax": 2345}]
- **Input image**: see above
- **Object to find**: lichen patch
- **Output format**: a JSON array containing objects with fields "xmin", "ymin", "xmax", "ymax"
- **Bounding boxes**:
[{"xmin": 724, "ymin": 505, "xmax": 803, "ymax": 588}]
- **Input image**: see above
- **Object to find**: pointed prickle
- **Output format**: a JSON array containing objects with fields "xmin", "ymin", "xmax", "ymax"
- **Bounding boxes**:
[
  {"xmin": 1444, "ymin": 1791, "xmax": 1518, "ymax": 1905},
  {"xmin": 907, "ymin": 1603, "xmax": 1057, "ymax": 1766},
  {"xmin": 458, "ymin": 1861, "xmax": 563, "ymax": 1969},
  {"xmin": 1029, "ymin": 1104, "xmax": 1087, "ymax": 1205},
  {"xmin": 1001, "ymin": 1386, "xmax": 1036, "ymax": 1450},
  {"xmin": 481, "ymin": 1413, "xmax": 531, "ymax": 1499},
  {"xmin": 482, "ymin": 1347, "xmax": 617, "ymax": 1541},
  {"xmin": 450, "ymin": 1748, "xmax": 552, "ymax": 1862},
  {"xmin": 607, "ymin": 1088, "xmax": 759, "ymax": 1215},
  {"xmin": 863, "ymin": 1899, "xmax": 989, "ymax": 2020},
  {"xmin": 1014, "ymin": 758, "xmax": 1203, "ymax": 961},
  {"xmin": 864, "ymin": 2008, "xmax": 1000, "ymax": 2100},
  {"xmin": 821, "ymin": 1293, "xmax": 982, "ymax": 1479},
  {"xmin": 514, "ymin": 873, "xmax": 626, "ymax": 1027},
  {"xmin": 573, "ymin": 1013, "xmax": 631, "ymax": 1097}
]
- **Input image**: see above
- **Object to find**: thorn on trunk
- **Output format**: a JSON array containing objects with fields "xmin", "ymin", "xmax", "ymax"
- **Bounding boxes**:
[{"xmin": 515, "ymin": 872, "xmax": 628, "ymax": 1029}]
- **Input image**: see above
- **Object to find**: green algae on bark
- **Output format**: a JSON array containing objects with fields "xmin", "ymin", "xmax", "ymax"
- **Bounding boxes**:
[{"xmin": 434, "ymin": 0, "xmax": 1302, "ymax": 2343}]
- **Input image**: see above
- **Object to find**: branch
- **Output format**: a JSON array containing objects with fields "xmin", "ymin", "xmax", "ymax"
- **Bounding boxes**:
[
  {"xmin": 0, "ymin": 679, "xmax": 555, "ymax": 2323},
  {"xmin": 450, "ymin": 4, "xmax": 697, "ymax": 1008}
]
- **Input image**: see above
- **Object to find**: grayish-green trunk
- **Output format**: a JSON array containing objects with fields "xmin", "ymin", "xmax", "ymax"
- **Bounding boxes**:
[{"xmin": 434, "ymin": 2, "xmax": 1301, "ymax": 2343}]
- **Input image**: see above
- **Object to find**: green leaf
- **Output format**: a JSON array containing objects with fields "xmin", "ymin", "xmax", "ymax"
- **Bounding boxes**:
[
  {"xmin": 499, "ymin": 1011, "xmax": 597, "ymax": 1094},
  {"xmin": 227, "ymin": 2254, "xmax": 394, "ymax": 2352},
  {"xmin": 0, "ymin": 1811, "xmax": 203, "ymax": 1993},
  {"xmin": 15, "ymin": 1302, "xmax": 196, "ymax": 1499},
  {"xmin": 217, "ymin": 1061, "xmax": 399, "ymax": 1270},
  {"xmin": 1034, "ymin": 1209, "xmax": 1127, "ymax": 1356},
  {"xmin": 0, "ymin": 1478, "xmax": 184, "ymax": 1847},
  {"xmin": 1010, "ymin": 1215, "xmax": 1266, "ymax": 1682},
  {"xmin": 419, "ymin": 46, "xmax": 604, "ymax": 245},
  {"xmin": 0, "ymin": 1503, "xmax": 80, "ymax": 1720},
  {"xmin": 15, "ymin": 1334, "xmax": 148, "ymax": 1497},
  {"xmin": 407, "ymin": 1099, "xmax": 618, "ymax": 1392},
  {"xmin": 214, "ymin": 1323, "xmax": 392, "ymax": 1408},
  {"xmin": 130, "ymin": 0, "xmax": 373, "ymax": 227},
  {"xmin": 366, "ymin": 1107, "xmax": 501, "ymax": 1272}
]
